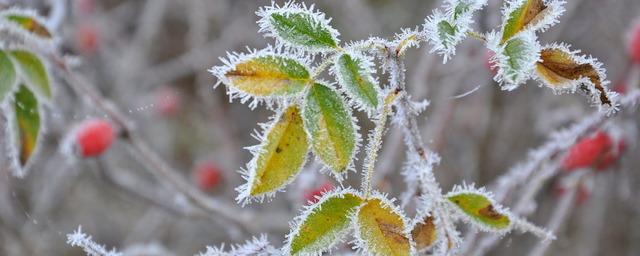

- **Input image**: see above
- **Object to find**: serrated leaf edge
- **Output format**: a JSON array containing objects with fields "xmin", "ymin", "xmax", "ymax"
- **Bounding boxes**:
[{"xmin": 499, "ymin": 0, "xmax": 566, "ymax": 41}]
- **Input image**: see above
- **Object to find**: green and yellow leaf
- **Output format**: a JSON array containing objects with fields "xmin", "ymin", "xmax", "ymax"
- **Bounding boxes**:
[
  {"xmin": 287, "ymin": 191, "xmax": 364, "ymax": 256},
  {"xmin": 5, "ymin": 14, "xmax": 52, "ymax": 38},
  {"xmin": 447, "ymin": 191, "xmax": 511, "ymax": 230},
  {"xmin": 334, "ymin": 54, "xmax": 380, "ymax": 111},
  {"xmin": 242, "ymin": 106, "xmax": 309, "ymax": 200},
  {"xmin": 10, "ymin": 85, "xmax": 41, "ymax": 175},
  {"xmin": 535, "ymin": 45, "xmax": 612, "ymax": 106},
  {"xmin": 216, "ymin": 54, "xmax": 311, "ymax": 98},
  {"xmin": 303, "ymin": 83, "xmax": 357, "ymax": 176},
  {"xmin": 0, "ymin": 50, "xmax": 17, "ymax": 102},
  {"xmin": 9, "ymin": 50, "xmax": 51, "ymax": 99},
  {"xmin": 258, "ymin": 2, "xmax": 340, "ymax": 51},
  {"xmin": 355, "ymin": 198, "xmax": 412, "ymax": 256},
  {"xmin": 500, "ymin": 0, "xmax": 564, "ymax": 44}
]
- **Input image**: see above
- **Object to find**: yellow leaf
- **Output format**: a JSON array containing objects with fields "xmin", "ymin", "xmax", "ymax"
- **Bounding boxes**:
[
  {"xmin": 355, "ymin": 198, "xmax": 411, "ymax": 256},
  {"xmin": 222, "ymin": 55, "xmax": 311, "ymax": 97}
]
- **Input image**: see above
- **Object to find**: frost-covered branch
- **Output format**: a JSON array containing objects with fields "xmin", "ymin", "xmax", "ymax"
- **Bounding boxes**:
[{"xmin": 66, "ymin": 226, "xmax": 122, "ymax": 256}]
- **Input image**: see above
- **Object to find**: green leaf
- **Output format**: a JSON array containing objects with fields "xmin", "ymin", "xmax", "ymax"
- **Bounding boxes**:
[
  {"xmin": 500, "ymin": 0, "xmax": 547, "ymax": 44},
  {"xmin": 287, "ymin": 192, "xmax": 364, "ymax": 255},
  {"xmin": 259, "ymin": 3, "xmax": 339, "ymax": 51},
  {"xmin": 0, "ymin": 50, "xmax": 17, "ymax": 102},
  {"xmin": 453, "ymin": 2, "xmax": 472, "ymax": 20},
  {"xmin": 303, "ymin": 83, "xmax": 357, "ymax": 175},
  {"xmin": 355, "ymin": 198, "xmax": 412, "ymax": 256},
  {"xmin": 334, "ymin": 54, "xmax": 379, "ymax": 110},
  {"xmin": 437, "ymin": 20, "xmax": 457, "ymax": 48},
  {"xmin": 447, "ymin": 192, "xmax": 511, "ymax": 230},
  {"xmin": 12, "ymin": 85, "xmax": 41, "ymax": 169},
  {"xmin": 221, "ymin": 55, "xmax": 311, "ymax": 97},
  {"xmin": 246, "ymin": 106, "xmax": 309, "ymax": 197},
  {"xmin": 5, "ymin": 14, "xmax": 52, "ymax": 38},
  {"xmin": 9, "ymin": 50, "xmax": 51, "ymax": 99}
]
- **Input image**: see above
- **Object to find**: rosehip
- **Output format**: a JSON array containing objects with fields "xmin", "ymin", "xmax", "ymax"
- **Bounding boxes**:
[
  {"xmin": 76, "ymin": 24, "xmax": 100, "ymax": 55},
  {"xmin": 303, "ymin": 181, "xmax": 334, "ymax": 205},
  {"xmin": 595, "ymin": 139, "xmax": 627, "ymax": 171},
  {"xmin": 193, "ymin": 161, "xmax": 223, "ymax": 191},
  {"xmin": 154, "ymin": 87, "xmax": 181, "ymax": 117},
  {"xmin": 562, "ymin": 131, "xmax": 612, "ymax": 171},
  {"xmin": 628, "ymin": 22, "xmax": 640, "ymax": 63},
  {"xmin": 73, "ymin": 119, "xmax": 115, "ymax": 157},
  {"xmin": 484, "ymin": 50, "xmax": 498, "ymax": 76}
]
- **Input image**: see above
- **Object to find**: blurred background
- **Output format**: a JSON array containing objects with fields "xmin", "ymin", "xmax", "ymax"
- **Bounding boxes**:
[{"xmin": 0, "ymin": 0, "xmax": 639, "ymax": 255}]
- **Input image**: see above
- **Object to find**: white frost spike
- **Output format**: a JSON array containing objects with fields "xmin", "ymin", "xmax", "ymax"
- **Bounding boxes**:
[
  {"xmin": 486, "ymin": 30, "xmax": 541, "ymax": 91},
  {"xmin": 500, "ymin": 0, "xmax": 566, "ymax": 35},
  {"xmin": 256, "ymin": 1, "xmax": 340, "ymax": 53},
  {"xmin": 235, "ymin": 103, "xmax": 309, "ymax": 206},
  {"xmin": 350, "ymin": 191, "xmax": 416, "ymax": 255},
  {"xmin": 533, "ymin": 43, "xmax": 619, "ymax": 114},
  {"xmin": 284, "ymin": 188, "xmax": 362, "ymax": 256},
  {"xmin": 197, "ymin": 234, "xmax": 279, "ymax": 256},
  {"xmin": 66, "ymin": 226, "xmax": 123, "ymax": 256},
  {"xmin": 208, "ymin": 45, "xmax": 311, "ymax": 110},
  {"xmin": 445, "ymin": 183, "xmax": 514, "ymax": 233}
]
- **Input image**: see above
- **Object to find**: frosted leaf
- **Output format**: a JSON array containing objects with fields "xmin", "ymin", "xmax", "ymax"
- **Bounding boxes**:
[
  {"xmin": 8, "ymin": 50, "xmax": 52, "ymax": 100},
  {"xmin": 0, "ymin": 8, "xmax": 55, "ymax": 47},
  {"xmin": 424, "ymin": 0, "xmax": 487, "ymax": 63},
  {"xmin": 303, "ymin": 83, "xmax": 359, "ymax": 179},
  {"xmin": 285, "ymin": 189, "xmax": 364, "ymax": 256},
  {"xmin": 6, "ymin": 84, "xmax": 42, "ymax": 178},
  {"xmin": 533, "ymin": 43, "xmax": 617, "ymax": 113},
  {"xmin": 352, "ymin": 193, "xmax": 414, "ymax": 256},
  {"xmin": 209, "ymin": 46, "xmax": 312, "ymax": 109},
  {"xmin": 331, "ymin": 53, "xmax": 381, "ymax": 114},
  {"xmin": 487, "ymin": 30, "xmax": 540, "ymax": 90},
  {"xmin": 257, "ymin": 1, "xmax": 340, "ymax": 52},
  {"xmin": 0, "ymin": 50, "xmax": 17, "ymax": 103},
  {"xmin": 445, "ymin": 184, "xmax": 513, "ymax": 232},
  {"xmin": 500, "ymin": 0, "xmax": 566, "ymax": 43},
  {"xmin": 236, "ymin": 105, "xmax": 309, "ymax": 205}
]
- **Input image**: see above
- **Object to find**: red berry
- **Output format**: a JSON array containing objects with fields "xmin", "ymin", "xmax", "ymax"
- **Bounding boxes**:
[
  {"xmin": 154, "ymin": 87, "xmax": 181, "ymax": 117},
  {"xmin": 303, "ymin": 181, "xmax": 334, "ymax": 205},
  {"xmin": 74, "ymin": 119, "xmax": 115, "ymax": 157},
  {"xmin": 562, "ymin": 131, "xmax": 613, "ymax": 171},
  {"xmin": 595, "ymin": 139, "xmax": 626, "ymax": 171},
  {"xmin": 629, "ymin": 22, "xmax": 640, "ymax": 63},
  {"xmin": 194, "ymin": 161, "xmax": 222, "ymax": 191},
  {"xmin": 76, "ymin": 24, "xmax": 100, "ymax": 55},
  {"xmin": 484, "ymin": 50, "xmax": 498, "ymax": 76}
]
